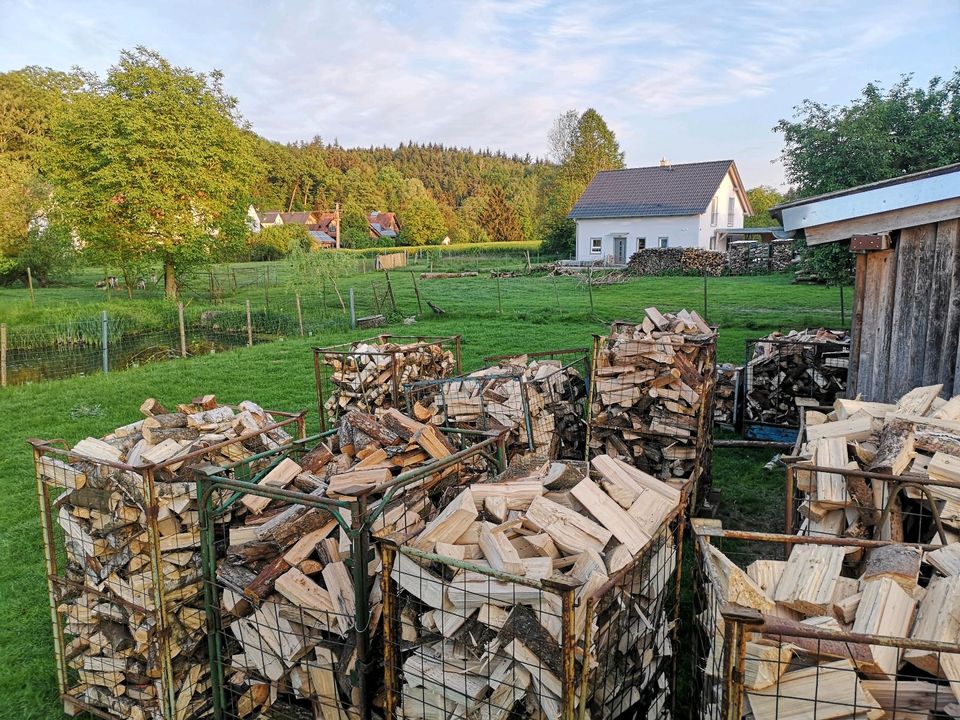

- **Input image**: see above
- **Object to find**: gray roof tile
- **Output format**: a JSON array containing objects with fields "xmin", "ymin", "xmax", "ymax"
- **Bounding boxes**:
[{"xmin": 568, "ymin": 160, "xmax": 734, "ymax": 219}]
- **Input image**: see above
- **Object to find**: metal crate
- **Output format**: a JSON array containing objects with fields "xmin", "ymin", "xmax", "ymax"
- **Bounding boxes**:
[
  {"xmin": 379, "ymin": 484, "xmax": 689, "ymax": 720},
  {"xmin": 196, "ymin": 427, "xmax": 507, "ymax": 720},
  {"xmin": 31, "ymin": 409, "xmax": 306, "ymax": 720},
  {"xmin": 313, "ymin": 335, "xmax": 462, "ymax": 431},
  {"xmin": 742, "ymin": 337, "xmax": 849, "ymax": 442},
  {"xmin": 692, "ymin": 522, "xmax": 960, "ymax": 720}
]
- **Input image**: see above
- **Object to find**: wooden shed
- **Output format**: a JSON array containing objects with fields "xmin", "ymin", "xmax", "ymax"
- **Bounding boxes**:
[{"xmin": 772, "ymin": 163, "xmax": 960, "ymax": 402}]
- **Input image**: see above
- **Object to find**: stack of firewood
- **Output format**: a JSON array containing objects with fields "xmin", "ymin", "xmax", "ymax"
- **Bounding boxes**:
[
  {"xmin": 389, "ymin": 454, "xmax": 684, "ymax": 720},
  {"xmin": 794, "ymin": 383, "xmax": 960, "ymax": 546},
  {"xmin": 322, "ymin": 341, "xmax": 457, "ymax": 422},
  {"xmin": 409, "ymin": 355, "xmax": 587, "ymax": 460},
  {"xmin": 213, "ymin": 410, "xmax": 495, "ymax": 719},
  {"xmin": 589, "ymin": 307, "xmax": 716, "ymax": 481},
  {"xmin": 744, "ymin": 329, "xmax": 849, "ymax": 428},
  {"xmin": 695, "ymin": 519, "xmax": 960, "ymax": 720},
  {"xmin": 41, "ymin": 395, "xmax": 294, "ymax": 720},
  {"xmin": 714, "ymin": 364, "xmax": 740, "ymax": 426}
]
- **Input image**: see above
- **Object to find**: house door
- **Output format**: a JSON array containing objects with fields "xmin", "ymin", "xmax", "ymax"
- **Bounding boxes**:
[{"xmin": 613, "ymin": 236, "xmax": 627, "ymax": 264}]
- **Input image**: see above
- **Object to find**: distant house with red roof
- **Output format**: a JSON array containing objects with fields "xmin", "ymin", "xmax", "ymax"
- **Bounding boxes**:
[{"xmin": 368, "ymin": 211, "xmax": 401, "ymax": 240}]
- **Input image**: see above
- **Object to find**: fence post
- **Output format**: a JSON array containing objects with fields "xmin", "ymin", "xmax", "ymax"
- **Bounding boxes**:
[
  {"xmin": 587, "ymin": 267, "xmax": 594, "ymax": 314},
  {"xmin": 295, "ymin": 293, "xmax": 304, "ymax": 337},
  {"xmin": 703, "ymin": 270, "xmax": 708, "ymax": 320},
  {"xmin": 496, "ymin": 276, "xmax": 502, "ymax": 314},
  {"xmin": 101, "ymin": 310, "xmax": 109, "ymax": 374},
  {"xmin": 839, "ymin": 284, "xmax": 845, "ymax": 325},
  {"xmin": 27, "ymin": 266, "xmax": 35, "ymax": 305},
  {"xmin": 0, "ymin": 323, "xmax": 6, "ymax": 387},
  {"xmin": 177, "ymin": 302, "xmax": 187, "ymax": 358},
  {"xmin": 384, "ymin": 272, "xmax": 398, "ymax": 315},
  {"xmin": 552, "ymin": 274, "xmax": 560, "ymax": 310},
  {"xmin": 245, "ymin": 300, "xmax": 253, "ymax": 347},
  {"xmin": 349, "ymin": 288, "xmax": 356, "ymax": 330},
  {"xmin": 410, "ymin": 271, "xmax": 424, "ymax": 315}
]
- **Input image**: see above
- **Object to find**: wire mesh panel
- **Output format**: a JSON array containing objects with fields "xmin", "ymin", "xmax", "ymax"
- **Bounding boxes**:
[
  {"xmin": 380, "ymin": 457, "xmax": 688, "ymax": 720},
  {"xmin": 198, "ymin": 419, "xmax": 507, "ymax": 720},
  {"xmin": 313, "ymin": 335, "xmax": 462, "ymax": 431},
  {"xmin": 405, "ymin": 349, "xmax": 589, "ymax": 462},
  {"xmin": 692, "ymin": 522, "xmax": 960, "ymax": 720},
  {"xmin": 714, "ymin": 364, "xmax": 740, "ymax": 428},
  {"xmin": 31, "ymin": 401, "xmax": 304, "ymax": 720},
  {"xmin": 588, "ymin": 309, "xmax": 717, "ymax": 508},
  {"xmin": 743, "ymin": 331, "xmax": 850, "ymax": 438}
]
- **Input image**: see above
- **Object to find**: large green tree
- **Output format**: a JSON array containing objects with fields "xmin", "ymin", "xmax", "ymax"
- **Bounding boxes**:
[
  {"xmin": 482, "ymin": 186, "xmax": 524, "ymax": 243},
  {"xmin": 776, "ymin": 71, "xmax": 960, "ymax": 197},
  {"xmin": 744, "ymin": 186, "xmax": 786, "ymax": 227},
  {"xmin": 45, "ymin": 48, "xmax": 262, "ymax": 298}
]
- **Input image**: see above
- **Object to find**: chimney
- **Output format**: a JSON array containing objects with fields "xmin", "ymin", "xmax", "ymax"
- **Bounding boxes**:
[{"xmin": 659, "ymin": 156, "xmax": 671, "ymax": 169}]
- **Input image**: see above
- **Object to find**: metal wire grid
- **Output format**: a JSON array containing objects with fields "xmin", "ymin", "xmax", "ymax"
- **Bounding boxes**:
[
  {"xmin": 379, "ymin": 494, "xmax": 686, "ymax": 720},
  {"xmin": 31, "ymin": 410, "xmax": 306, "ymax": 720},
  {"xmin": 313, "ymin": 335, "xmax": 463, "ymax": 432},
  {"xmin": 692, "ymin": 525, "xmax": 960, "ymax": 720},
  {"xmin": 742, "ymin": 338, "xmax": 850, "ymax": 433},
  {"xmin": 714, "ymin": 364, "xmax": 741, "ymax": 428},
  {"xmin": 786, "ymin": 461, "xmax": 960, "ymax": 545},
  {"xmin": 587, "ymin": 328, "xmax": 717, "ymax": 508},
  {"xmin": 196, "ymin": 427, "xmax": 507, "ymax": 720}
]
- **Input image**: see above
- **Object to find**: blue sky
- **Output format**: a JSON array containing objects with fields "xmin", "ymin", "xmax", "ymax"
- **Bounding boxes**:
[{"xmin": 2, "ymin": 0, "xmax": 958, "ymax": 188}]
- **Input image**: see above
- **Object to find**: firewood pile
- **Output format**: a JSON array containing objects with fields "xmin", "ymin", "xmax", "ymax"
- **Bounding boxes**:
[
  {"xmin": 794, "ymin": 382, "xmax": 960, "ymax": 545},
  {"xmin": 36, "ymin": 395, "xmax": 296, "ymax": 720},
  {"xmin": 589, "ymin": 307, "xmax": 716, "ymax": 483},
  {"xmin": 628, "ymin": 248, "xmax": 726, "ymax": 276},
  {"xmin": 406, "ymin": 354, "xmax": 588, "ymax": 460},
  {"xmin": 714, "ymin": 364, "xmax": 740, "ymax": 426},
  {"xmin": 317, "ymin": 337, "xmax": 458, "ymax": 427},
  {"xmin": 211, "ymin": 410, "xmax": 498, "ymax": 720},
  {"xmin": 386, "ymin": 453, "xmax": 685, "ymax": 720},
  {"xmin": 744, "ymin": 328, "xmax": 849, "ymax": 428},
  {"xmin": 694, "ymin": 519, "xmax": 960, "ymax": 720}
]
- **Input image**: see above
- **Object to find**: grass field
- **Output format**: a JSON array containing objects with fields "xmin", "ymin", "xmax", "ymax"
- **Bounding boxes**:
[{"xmin": 0, "ymin": 267, "xmax": 843, "ymax": 719}]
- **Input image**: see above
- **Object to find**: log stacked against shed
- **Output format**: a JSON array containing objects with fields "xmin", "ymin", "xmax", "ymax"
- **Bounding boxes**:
[
  {"xmin": 744, "ymin": 328, "xmax": 849, "ymax": 428},
  {"xmin": 390, "ymin": 453, "xmax": 684, "ymax": 720},
  {"xmin": 44, "ymin": 396, "xmax": 293, "ymax": 720},
  {"xmin": 696, "ymin": 519, "xmax": 960, "ymax": 720},
  {"xmin": 411, "ymin": 355, "xmax": 587, "ymax": 460},
  {"xmin": 322, "ymin": 341, "xmax": 456, "ymax": 420},
  {"xmin": 794, "ymin": 383, "xmax": 960, "ymax": 545},
  {"xmin": 589, "ymin": 307, "xmax": 715, "ymax": 481},
  {"xmin": 213, "ymin": 410, "xmax": 494, "ymax": 719}
]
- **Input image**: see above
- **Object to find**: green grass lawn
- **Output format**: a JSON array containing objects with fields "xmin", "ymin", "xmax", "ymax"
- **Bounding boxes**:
[{"xmin": 0, "ymin": 272, "xmax": 842, "ymax": 719}]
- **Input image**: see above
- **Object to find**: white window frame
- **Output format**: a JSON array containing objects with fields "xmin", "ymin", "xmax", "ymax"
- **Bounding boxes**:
[
  {"xmin": 727, "ymin": 197, "xmax": 735, "ymax": 227},
  {"xmin": 636, "ymin": 237, "xmax": 646, "ymax": 251},
  {"xmin": 589, "ymin": 237, "xmax": 602, "ymax": 255},
  {"xmin": 658, "ymin": 236, "xmax": 669, "ymax": 248},
  {"xmin": 710, "ymin": 197, "xmax": 718, "ymax": 226}
]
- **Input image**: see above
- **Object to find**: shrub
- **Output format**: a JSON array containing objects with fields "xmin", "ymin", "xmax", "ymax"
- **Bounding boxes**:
[{"xmin": 248, "ymin": 225, "xmax": 311, "ymax": 261}]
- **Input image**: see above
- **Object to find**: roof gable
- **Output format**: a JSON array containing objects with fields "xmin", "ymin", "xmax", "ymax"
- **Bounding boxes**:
[{"xmin": 568, "ymin": 160, "xmax": 737, "ymax": 219}]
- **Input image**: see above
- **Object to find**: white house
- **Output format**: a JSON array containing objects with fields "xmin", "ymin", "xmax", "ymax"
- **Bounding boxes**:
[{"xmin": 568, "ymin": 159, "xmax": 753, "ymax": 263}]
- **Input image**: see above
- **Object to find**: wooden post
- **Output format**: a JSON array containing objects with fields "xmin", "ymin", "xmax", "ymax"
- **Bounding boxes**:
[
  {"xmin": 839, "ymin": 284, "xmax": 845, "ymax": 325},
  {"xmin": 496, "ymin": 276, "xmax": 503, "ymax": 314},
  {"xmin": 245, "ymin": 300, "xmax": 253, "ymax": 347},
  {"xmin": 553, "ymin": 274, "xmax": 560, "ymax": 310},
  {"xmin": 295, "ymin": 293, "xmax": 304, "ymax": 336},
  {"xmin": 384, "ymin": 271, "xmax": 398, "ymax": 315},
  {"xmin": 177, "ymin": 302, "xmax": 187, "ymax": 358},
  {"xmin": 525, "ymin": 250, "xmax": 531, "ymax": 272},
  {"xmin": 587, "ymin": 267, "xmax": 594, "ymax": 314},
  {"xmin": 264, "ymin": 269, "xmax": 269, "ymax": 309},
  {"xmin": 362, "ymin": 258, "xmax": 366, "ymax": 274},
  {"xmin": 410, "ymin": 271, "xmax": 423, "ymax": 315},
  {"xmin": 27, "ymin": 267, "xmax": 35, "ymax": 305},
  {"xmin": 231, "ymin": 269, "xmax": 237, "ymax": 294},
  {"xmin": 101, "ymin": 310, "xmax": 109, "ymax": 374},
  {"xmin": 703, "ymin": 270, "xmax": 708, "ymax": 320},
  {"xmin": 349, "ymin": 288, "xmax": 356, "ymax": 330},
  {"xmin": 1, "ymin": 323, "xmax": 6, "ymax": 388}
]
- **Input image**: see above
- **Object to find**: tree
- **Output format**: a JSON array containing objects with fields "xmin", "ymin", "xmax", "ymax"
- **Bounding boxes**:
[
  {"xmin": 540, "ymin": 217, "xmax": 575, "ymax": 257},
  {"xmin": 744, "ymin": 186, "xmax": 785, "ymax": 227},
  {"xmin": 565, "ymin": 109, "xmax": 625, "ymax": 188},
  {"xmin": 44, "ymin": 48, "xmax": 262, "ymax": 299},
  {"xmin": 248, "ymin": 224, "xmax": 311, "ymax": 261},
  {"xmin": 482, "ymin": 186, "xmax": 523, "ymax": 243},
  {"xmin": 776, "ymin": 71, "xmax": 960, "ymax": 197},
  {"xmin": 400, "ymin": 194, "xmax": 446, "ymax": 245},
  {"xmin": 548, "ymin": 109, "xmax": 579, "ymax": 164}
]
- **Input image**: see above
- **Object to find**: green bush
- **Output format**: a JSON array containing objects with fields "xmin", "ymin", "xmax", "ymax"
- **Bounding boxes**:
[
  {"xmin": 247, "ymin": 225, "xmax": 311, "ymax": 261},
  {"xmin": 0, "ymin": 224, "xmax": 78, "ymax": 285}
]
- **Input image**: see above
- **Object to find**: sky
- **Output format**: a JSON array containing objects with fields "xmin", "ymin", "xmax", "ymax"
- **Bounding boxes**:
[{"xmin": 2, "ymin": 0, "xmax": 958, "ymax": 188}]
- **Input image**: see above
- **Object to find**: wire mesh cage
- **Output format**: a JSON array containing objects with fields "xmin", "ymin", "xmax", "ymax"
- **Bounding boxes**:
[
  {"xmin": 313, "ymin": 335, "xmax": 462, "ymax": 431},
  {"xmin": 588, "ymin": 316, "xmax": 717, "ymax": 509},
  {"xmin": 379, "ymin": 464, "xmax": 689, "ymax": 720},
  {"xmin": 31, "ymin": 403, "xmax": 306, "ymax": 720},
  {"xmin": 691, "ymin": 521, "xmax": 960, "ymax": 720},
  {"xmin": 197, "ymin": 422, "xmax": 508, "ymax": 720},
  {"xmin": 742, "ymin": 334, "xmax": 850, "ymax": 441},
  {"xmin": 404, "ymin": 348, "xmax": 590, "ymax": 462},
  {"xmin": 714, "ymin": 364, "xmax": 741, "ymax": 429}
]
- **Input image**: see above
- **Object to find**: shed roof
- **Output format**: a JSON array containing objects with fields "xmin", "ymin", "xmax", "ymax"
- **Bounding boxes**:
[{"xmin": 568, "ymin": 160, "xmax": 748, "ymax": 219}]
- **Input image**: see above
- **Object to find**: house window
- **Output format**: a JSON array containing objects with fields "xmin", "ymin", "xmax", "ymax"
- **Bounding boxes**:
[
  {"xmin": 658, "ymin": 237, "xmax": 669, "ymax": 248},
  {"xmin": 637, "ymin": 237, "xmax": 646, "ymax": 251},
  {"xmin": 710, "ymin": 197, "xmax": 718, "ymax": 227},
  {"xmin": 727, "ymin": 197, "xmax": 735, "ymax": 227},
  {"xmin": 590, "ymin": 237, "xmax": 602, "ymax": 254}
]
